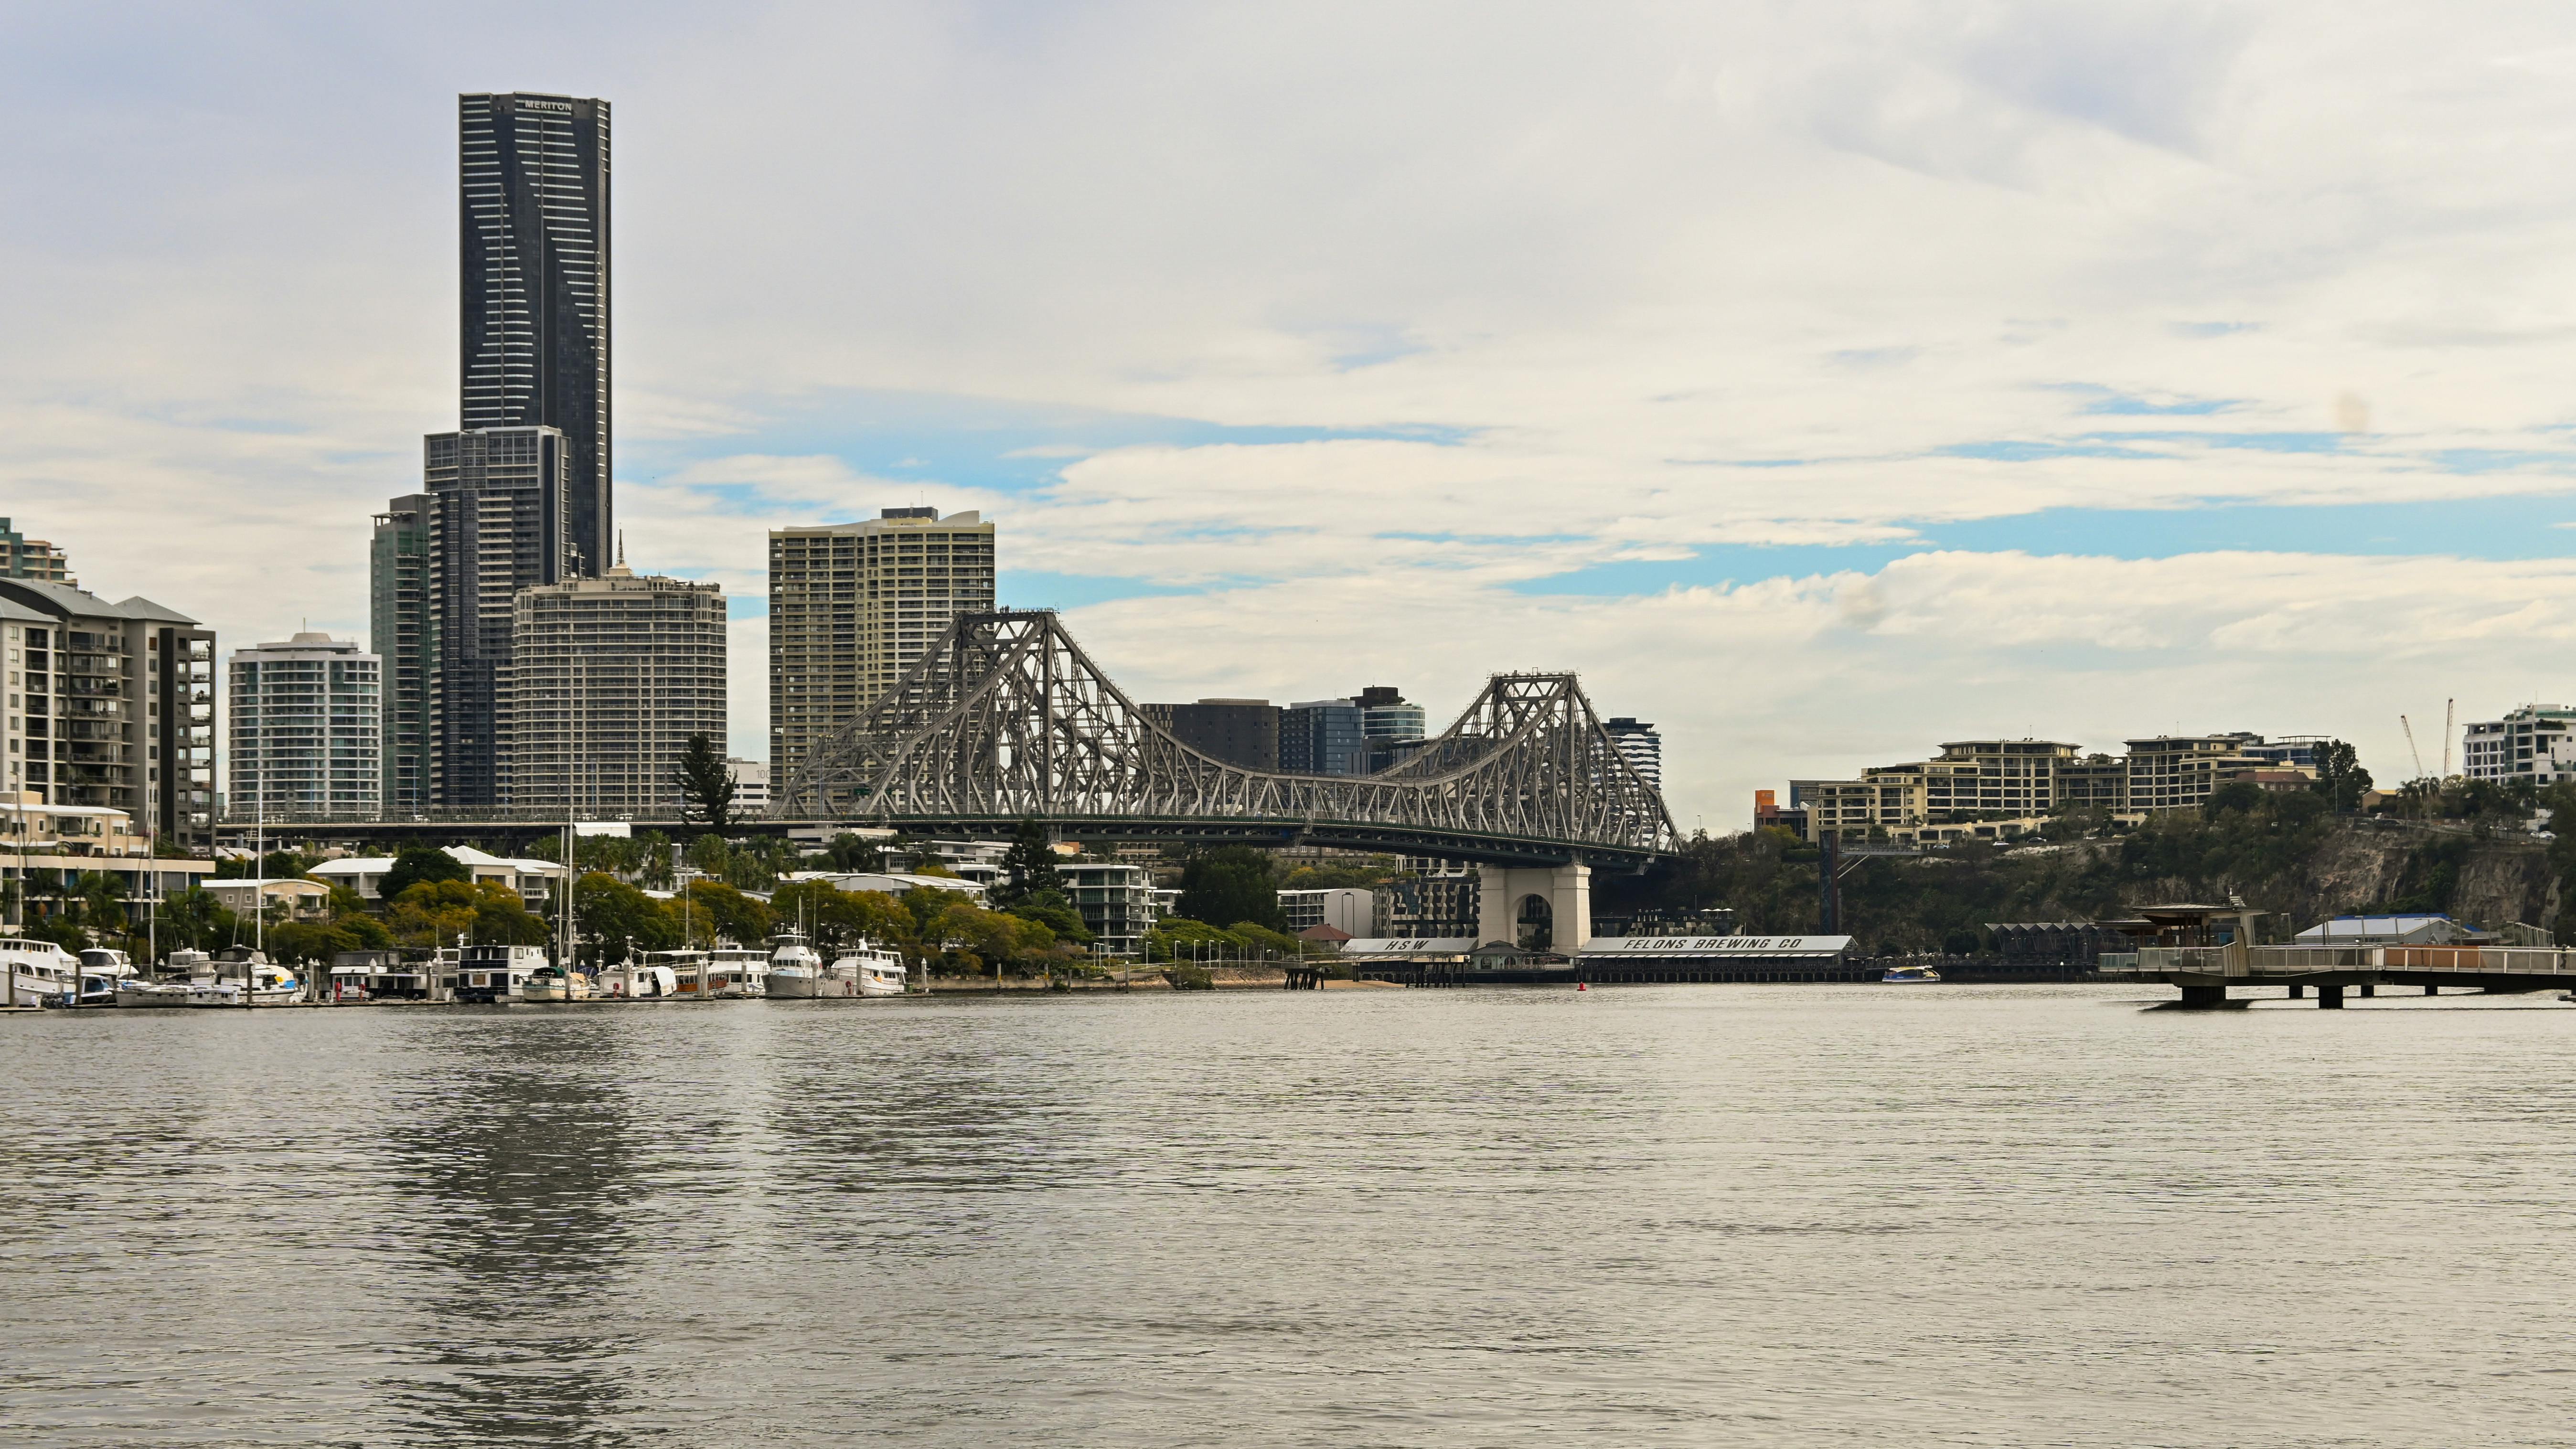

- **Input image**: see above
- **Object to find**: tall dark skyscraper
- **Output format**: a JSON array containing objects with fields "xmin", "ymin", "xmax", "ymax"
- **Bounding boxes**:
[
  {"xmin": 460, "ymin": 91, "xmax": 610, "ymax": 577},
  {"xmin": 422, "ymin": 426, "xmax": 569, "ymax": 808}
]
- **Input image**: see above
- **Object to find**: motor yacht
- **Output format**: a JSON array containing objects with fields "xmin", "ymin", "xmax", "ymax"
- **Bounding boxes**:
[
  {"xmin": 704, "ymin": 944, "xmax": 769, "ymax": 998},
  {"xmin": 456, "ymin": 944, "xmax": 546, "ymax": 1003},
  {"xmin": 522, "ymin": 964, "xmax": 575, "ymax": 1002},
  {"xmin": 208, "ymin": 948, "xmax": 302, "ymax": 1005},
  {"xmin": 830, "ymin": 942, "xmax": 909, "ymax": 998},
  {"xmin": 3, "ymin": 937, "xmax": 80, "ymax": 1006},
  {"xmin": 766, "ymin": 928, "xmax": 826, "ymax": 998},
  {"xmin": 72, "ymin": 948, "xmax": 139, "ymax": 1006}
]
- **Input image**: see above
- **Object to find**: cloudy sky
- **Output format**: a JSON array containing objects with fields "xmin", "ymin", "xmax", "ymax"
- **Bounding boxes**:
[{"xmin": 9, "ymin": 2, "xmax": 2576, "ymax": 827}]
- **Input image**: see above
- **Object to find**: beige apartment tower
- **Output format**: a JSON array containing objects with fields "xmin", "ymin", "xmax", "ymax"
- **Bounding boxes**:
[
  {"xmin": 768, "ymin": 508, "xmax": 994, "ymax": 786},
  {"xmin": 503, "ymin": 558, "xmax": 726, "ymax": 815}
]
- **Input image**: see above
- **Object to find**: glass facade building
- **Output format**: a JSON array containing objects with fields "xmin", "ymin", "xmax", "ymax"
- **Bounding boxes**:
[
  {"xmin": 460, "ymin": 92, "xmax": 611, "ymax": 577},
  {"xmin": 424, "ymin": 426, "xmax": 569, "ymax": 808},
  {"xmin": 371, "ymin": 495, "xmax": 431, "ymax": 814}
]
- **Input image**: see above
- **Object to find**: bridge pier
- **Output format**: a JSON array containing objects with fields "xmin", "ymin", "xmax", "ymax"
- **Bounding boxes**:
[
  {"xmin": 2318, "ymin": 984, "xmax": 2345, "ymax": 1009},
  {"xmin": 1477, "ymin": 863, "xmax": 1592, "ymax": 949},
  {"xmin": 2425, "ymin": 984, "xmax": 2437, "ymax": 996},
  {"xmin": 2288, "ymin": 983, "xmax": 2304, "ymax": 998},
  {"xmin": 2359, "ymin": 982, "xmax": 2375, "ymax": 998},
  {"xmin": 2178, "ymin": 983, "xmax": 2228, "ymax": 1009}
]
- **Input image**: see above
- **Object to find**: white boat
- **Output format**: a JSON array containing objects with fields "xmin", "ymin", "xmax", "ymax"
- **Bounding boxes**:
[
  {"xmin": 4, "ymin": 937, "xmax": 81, "ymax": 1006},
  {"xmin": 521, "ymin": 964, "xmax": 591, "ymax": 1002},
  {"xmin": 615, "ymin": 956, "xmax": 683, "ymax": 999},
  {"xmin": 119, "ymin": 949, "xmax": 214, "ymax": 1007},
  {"xmin": 766, "ymin": 928, "xmax": 826, "ymax": 999},
  {"xmin": 704, "ymin": 944, "xmax": 769, "ymax": 999},
  {"xmin": 1881, "ymin": 963, "xmax": 1943, "ymax": 984},
  {"xmin": 457, "ymin": 944, "xmax": 546, "ymax": 1003},
  {"xmin": 73, "ymin": 948, "xmax": 139, "ymax": 1007},
  {"xmin": 207, "ymin": 948, "xmax": 301, "ymax": 1005},
  {"xmin": 828, "ymin": 942, "xmax": 908, "ymax": 998},
  {"xmin": 118, "ymin": 977, "xmax": 233, "ymax": 1008}
]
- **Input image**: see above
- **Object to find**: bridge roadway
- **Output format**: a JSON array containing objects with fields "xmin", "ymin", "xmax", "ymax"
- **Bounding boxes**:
[
  {"xmin": 216, "ymin": 811, "xmax": 1664, "ymax": 870},
  {"xmin": 2106, "ymin": 943, "xmax": 2576, "ymax": 1008}
]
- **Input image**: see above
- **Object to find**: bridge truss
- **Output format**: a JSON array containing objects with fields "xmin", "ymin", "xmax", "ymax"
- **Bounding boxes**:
[{"xmin": 766, "ymin": 610, "xmax": 1680, "ymax": 868}]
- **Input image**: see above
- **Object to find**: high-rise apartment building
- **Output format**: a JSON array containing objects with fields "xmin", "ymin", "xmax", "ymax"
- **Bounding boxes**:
[
  {"xmin": 228, "ymin": 633, "xmax": 382, "ymax": 820},
  {"xmin": 424, "ymin": 426, "xmax": 570, "ymax": 807},
  {"xmin": 371, "ymin": 495, "xmax": 431, "ymax": 814},
  {"xmin": 0, "ymin": 579, "xmax": 214, "ymax": 852},
  {"xmin": 0, "ymin": 518, "xmax": 73, "ymax": 586},
  {"xmin": 1603, "ymin": 717, "xmax": 1663, "ymax": 791},
  {"xmin": 503, "ymin": 560, "xmax": 726, "ymax": 815},
  {"xmin": 768, "ymin": 508, "xmax": 995, "ymax": 784},
  {"xmin": 460, "ymin": 92, "xmax": 611, "ymax": 576},
  {"xmin": 2463, "ymin": 706, "xmax": 2576, "ymax": 785},
  {"xmin": 1141, "ymin": 699, "xmax": 1281, "ymax": 771}
]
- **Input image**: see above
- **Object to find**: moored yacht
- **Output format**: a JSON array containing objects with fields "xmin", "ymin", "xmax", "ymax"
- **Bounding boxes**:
[
  {"xmin": 829, "ymin": 942, "xmax": 908, "ymax": 998},
  {"xmin": 456, "ymin": 944, "xmax": 546, "ymax": 1003},
  {"xmin": 766, "ymin": 928, "xmax": 825, "ymax": 998},
  {"xmin": 1881, "ymin": 963, "xmax": 1943, "ymax": 984},
  {"xmin": 209, "ymin": 948, "xmax": 302, "ymax": 1005},
  {"xmin": 4, "ymin": 937, "xmax": 80, "ymax": 1006},
  {"xmin": 522, "ymin": 963, "xmax": 576, "ymax": 1002},
  {"xmin": 704, "ymin": 944, "xmax": 769, "ymax": 998},
  {"xmin": 73, "ymin": 948, "xmax": 139, "ymax": 1006}
]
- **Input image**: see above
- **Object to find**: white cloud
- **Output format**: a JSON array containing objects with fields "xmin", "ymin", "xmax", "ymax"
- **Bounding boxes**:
[
  {"xmin": 6, "ymin": 4, "xmax": 2576, "ymax": 828},
  {"xmin": 1069, "ymin": 548, "xmax": 2576, "ymax": 826}
]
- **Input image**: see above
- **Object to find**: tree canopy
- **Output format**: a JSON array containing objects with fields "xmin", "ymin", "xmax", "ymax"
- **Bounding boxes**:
[
  {"xmin": 675, "ymin": 734, "xmax": 737, "ymax": 832},
  {"xmin": 991, "ymin": 818, "xmax": 1064, "ymax": 908},
  {"xmin": 1177, "ymin": 846, "xmax": 1282, "ymax": 932},
  {"xmin": 381, "ymin": 846, "xmax": 470, "ymax": 901}
]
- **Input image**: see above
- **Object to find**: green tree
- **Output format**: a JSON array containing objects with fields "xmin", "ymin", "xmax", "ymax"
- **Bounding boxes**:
[
  {"xmin": 675, "ymin": 734, "xmax": 736, "ymax": 832},
  {"xmin": 822, "ymin": 833, "xmax": 883, "ymax": 872},
  {"xmin": 991, "ymin": 819, "xmax": 1064, "ymax": 908},
  {"xmin": 681, "ymin": 878, "xmax": 771, "ymax": 946},
  {"xmin": 1177, "ymin": 846, "xmax": 1282, "ymax": 932},
  {"xmin": 687, "ymin": 833, "xmax": 730, "ymax": 879},
  {"xmin": 1006, "ymin": 887, "xmax": 1093, "ymax": 944},
  {"xmin": 572, "ymin": 872, "xmax": 681, "ymax": 968},
  {"xmin": 382, "ymin": 846, "xmax": 470, "ymax": 901},
  {"xmin": 1226, "ymin": 920, "xmax": 1304, "ymax": 959},
  {"xmin": 2311, "ymin": 739, "xmax": 2373, "ymax": 813},
  {"xmin": 771, "ymin": 880, "xmax": 911, "ymax": 954},
  {"xmin": 634, "ymin": 830, "xmax": 677, "ymax": 889}
]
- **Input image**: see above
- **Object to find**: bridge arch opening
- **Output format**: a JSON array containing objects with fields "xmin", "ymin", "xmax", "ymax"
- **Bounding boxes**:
[{"xmin": 1517, "ymin": 894, "xmax": 1553, "ymax": 951}]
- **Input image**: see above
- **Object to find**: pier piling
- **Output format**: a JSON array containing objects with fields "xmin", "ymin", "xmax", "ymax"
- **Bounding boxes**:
[{"xmin": 2318, "ymin": 984, "xmax": 2345, "ymax": 1009}]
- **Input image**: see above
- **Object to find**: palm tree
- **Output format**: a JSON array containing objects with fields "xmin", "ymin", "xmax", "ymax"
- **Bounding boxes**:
[{"xmin": 79, "ymin": 871, "xmax": 128, "ymax": 950}]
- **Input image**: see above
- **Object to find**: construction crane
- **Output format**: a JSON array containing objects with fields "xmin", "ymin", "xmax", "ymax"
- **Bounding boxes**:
[
  {"xmin": 2442, "ymin": 698, "xmax": 2455, "ymax": 779},
  {"xmin": 2400, "ymin": 714, "xmax": 2426, "ymax": 781}
]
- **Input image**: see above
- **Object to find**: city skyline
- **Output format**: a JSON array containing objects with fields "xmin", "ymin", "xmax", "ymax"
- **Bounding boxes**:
[{"xmin": 11, "ymin": 11, "xmax": 2576, "ymax": 827}]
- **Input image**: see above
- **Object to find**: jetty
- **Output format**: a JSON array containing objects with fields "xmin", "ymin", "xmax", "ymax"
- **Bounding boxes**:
[{"xmin": 2102, "ymin": 943, "xmax": 2576, "ymax": 1008}]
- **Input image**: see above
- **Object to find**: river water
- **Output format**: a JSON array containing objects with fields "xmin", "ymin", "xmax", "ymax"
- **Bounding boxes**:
[{"xmin": 6, "ymin": 984, "xmax": 2575, "ymax": 1447}]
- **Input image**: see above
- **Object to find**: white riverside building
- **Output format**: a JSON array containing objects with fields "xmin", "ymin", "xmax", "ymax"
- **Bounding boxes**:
[
  {"xmin": 2461, "ymin": 705, "xmax": 2576, "ymax": 786},
  {"xmin": 227, "ymin": 632, "xmax": 383, "ymax": 820}
]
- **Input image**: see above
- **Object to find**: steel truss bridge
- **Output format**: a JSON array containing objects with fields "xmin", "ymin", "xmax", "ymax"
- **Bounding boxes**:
[{"xmin": 768, "ymin": 610, "xmax": 1680, "ymax": 869}]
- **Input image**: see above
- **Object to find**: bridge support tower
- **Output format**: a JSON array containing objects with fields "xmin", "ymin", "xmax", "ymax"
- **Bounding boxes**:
[{"xmin": 1477, "ymin": 864, "xmax": 1591, "ymax": 950}]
